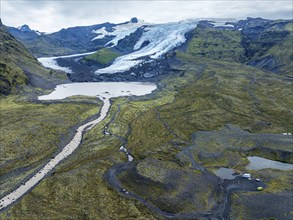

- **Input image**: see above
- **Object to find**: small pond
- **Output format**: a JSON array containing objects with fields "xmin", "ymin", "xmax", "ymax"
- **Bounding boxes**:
[
  {"xmin": 214, "ymin": 167, "xmax": 237, "ymax": 180},
  {"xmin": 246, "ymin": 156, "xmax": 293, "ymax": 171}
]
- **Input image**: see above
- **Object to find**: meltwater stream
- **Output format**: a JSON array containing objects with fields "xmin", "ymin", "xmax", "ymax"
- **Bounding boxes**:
[{"xmin": 0, "ymin": 82, "xmax": 156, "ymax": 211}]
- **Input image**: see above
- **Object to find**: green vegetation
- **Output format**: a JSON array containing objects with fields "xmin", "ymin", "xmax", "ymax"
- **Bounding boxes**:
[
  {"xmin": 187, "ymin": 26, "xmax": 245, "ymax": 62},
  {"xmin": 231, "ymin": 188, "xmax": 293, "ymax": 219},
  {"xmin": 83, "ymin": 48, "xmax": 120, "ymax": 65},
  {"xmin": 0, "ymin": 24, "xmax": 67, "ymax": 95},
  {"xmin": 0, "ymin": 96, "xmax": 100, "ymax": 197},
  {"xmin": 3, "ymin": 53, "xmax": 292, "ymax": 218},
  {"xmin": 0, "ymin": 62, "xmax": 28, "ymax": 95},
  {"xmin": 251, "ymin": 22, "xmax": 293, "ymax": 76},
  {"xmin": 25, "ymin": 36, "xmax": 75, "ymax": 57},
  {"xmin": 118, "ymin": 159, "xmax": 222, "ymax": 214},
  {"xmin": 187, "ymin": 20, "xmax": 293, "ymax": 76}
]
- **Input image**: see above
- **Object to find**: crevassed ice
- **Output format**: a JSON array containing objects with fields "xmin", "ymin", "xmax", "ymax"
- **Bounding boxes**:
[
  {"xmin": 92, "ymin": 20, "xmax": 147, "ymax": 46},
  {"xmin": 95, "ymin": 20, "xmax": 198, "ymax": 75}
]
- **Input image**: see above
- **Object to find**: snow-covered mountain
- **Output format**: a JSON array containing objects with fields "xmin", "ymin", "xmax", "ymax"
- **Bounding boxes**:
[
  {"xmin": 7, "ymin": 24, "xmax": 43, "ymax": 40},
  {"xmin": 32, "ymin": 18, "xmax": 200, "ymax": 81}
]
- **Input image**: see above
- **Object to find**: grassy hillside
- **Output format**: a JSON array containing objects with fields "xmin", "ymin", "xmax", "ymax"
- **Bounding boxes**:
[
  {"xmin": 187, "ymin": 26, "xmax": 245, "ymax": 62},
  {"xmin": 247, "ymin": 22, "xmax": 293, "ymax": 76},
  {"xmin": 0, "ymin": 96, "xmax": 100, "ymax": 198},
  {"xmin": 0, "ymin": 22, "xmax": 67, "ymax": 95},
  {"xmin": 82, "ymin": 48, "xmax": 120, "ymax": 65},
  {"xmin": 24, "ymin": 36, "xmax": 75, "ymax": 57},
  {"xmin": 186, "ymin": 19, "xmax": 293, "ymax": 76}
]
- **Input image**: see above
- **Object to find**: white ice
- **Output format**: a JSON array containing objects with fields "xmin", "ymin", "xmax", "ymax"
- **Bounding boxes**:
[
  {"xmin": 37, "ymin": 51, "xmax": 97, "ymax": 73},
  {"xmin": 95, "ymin": 20, "xmax": 198, "ymax": 75},
  {"xmin": 92, "ymin": 20, "xmax": 147, "ymax": 46},
  {"xmin": 92, "ymin": 27, "xmax": 109, "ymax": 40}
]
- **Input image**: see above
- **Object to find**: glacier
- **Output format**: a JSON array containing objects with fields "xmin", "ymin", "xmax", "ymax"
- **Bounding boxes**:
[
  {"xmin": 95, "ymin": 20, "xmax": 198, "ymax": 75},
  {"xmin": 92, "ymin": 20, "xmax": 147, "ymax": 46},
  {"xmin": 38, "ymin": 51, "xmax": 96, "ymax": 73}
]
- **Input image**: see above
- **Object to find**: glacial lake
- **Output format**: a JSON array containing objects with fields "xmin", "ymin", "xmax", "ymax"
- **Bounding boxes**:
[
  {"xmin": 246, "ymin": 156, "xmax": 293, "ymax": 171},
  {"xmin": 38, "ymin": 82, "xmax": 157, "ymax": 100}
]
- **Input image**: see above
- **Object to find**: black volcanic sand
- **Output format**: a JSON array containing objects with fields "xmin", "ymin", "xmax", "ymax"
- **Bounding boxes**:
[
  {"xmin": 56, "ymin": 54, "xmax": 175, "ymax": 83},
  {"xmin": 105, "ymin": 124, "xmax": 292, "ymax": 219},
  {"xmin": 231, "ymin": 191, "xmax": 293, "ymax": 220},
  {"xmin": 181, "ymin": 124, "xmax": 293, "ymax": 164},
  {"xmin": 105, "ymin": 158, "xmax": 267, "ymax": 219}
]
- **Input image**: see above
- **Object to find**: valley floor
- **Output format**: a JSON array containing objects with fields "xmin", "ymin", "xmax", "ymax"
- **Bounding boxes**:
[{"xmin": 0, "ymin": 57, "xmax": 292, "ymax": 219}]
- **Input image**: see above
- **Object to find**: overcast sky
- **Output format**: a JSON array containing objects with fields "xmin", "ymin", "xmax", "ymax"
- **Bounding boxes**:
[{"xmin": 1, "ymin": 0, "xmax": 292, "ymax": 32}]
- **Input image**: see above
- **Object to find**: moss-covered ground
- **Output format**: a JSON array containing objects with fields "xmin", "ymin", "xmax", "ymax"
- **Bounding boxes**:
[
  {"xmin": 1, "ymin": 54, "xmax": 292, "ymax": 218},
  {"xmin": 0, "ymin": 95, "xmax": 100, "ymax": 198},
  {"xmin": 0, "ymin": 24, "xmax": 68, "ymax": 95},
  {"xmin": 1, "ymin": 19, "xmax": 292, "ymax": 219},
  {"xmin": 82, "ymin": 48, "xmax": 120, "ymax": 65}
]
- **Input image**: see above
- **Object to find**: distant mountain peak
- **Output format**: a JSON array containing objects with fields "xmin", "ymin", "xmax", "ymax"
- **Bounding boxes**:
[
  {"xmin": 18, "ymin": 24, "xmax": 32, "ymax": 32},
  {"xmin": 130, "ymin": 17, "xmax": 138, "ymax": 23}
]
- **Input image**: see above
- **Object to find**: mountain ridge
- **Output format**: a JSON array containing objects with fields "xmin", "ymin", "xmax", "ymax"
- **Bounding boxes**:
[
  {"xmin": 0, "ymin": 21, "xmax": 68, "ymax": 95},
  {"xmin": 12, "ymin": 17, "xmax": 292, "ymax": 82},
  {"xmin": 2, "ymin": 17, "xmax": 292, "ymax": 93}
]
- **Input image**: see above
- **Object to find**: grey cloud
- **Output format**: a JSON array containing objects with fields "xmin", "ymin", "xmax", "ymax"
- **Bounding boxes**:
[{"xmin": 1, "ymin": 0, "xmax": 292, "ymax": 32}]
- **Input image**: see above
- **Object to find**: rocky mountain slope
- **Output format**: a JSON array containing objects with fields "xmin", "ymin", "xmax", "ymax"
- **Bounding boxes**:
[
  {"xmin": 7, "ymin": 20, "xmax": 123, "ymax": 57},
  {"xmin": 0, "ymin": 20, "xmax": 68, "ymax": 95},
  {"xmin": 6, "ymin": 25, "xmax": 42, "ymax": 41},
  {"xmin": 189, "ymin": 18, "xmax": 293, "ymax": 76}
]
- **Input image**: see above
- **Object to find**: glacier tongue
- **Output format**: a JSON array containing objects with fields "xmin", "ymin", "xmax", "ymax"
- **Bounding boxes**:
[
  {"xmin": 95, "ymin": 20, "xmax": 198, "ymax": 75},
  {"xmin": 38, "ymin": 51, "xmax": 96, "ymax": 73}
]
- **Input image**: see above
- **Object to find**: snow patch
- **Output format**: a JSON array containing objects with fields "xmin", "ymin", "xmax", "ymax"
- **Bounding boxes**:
[
  {"xmin": 210, "ymin": 18, "xmax": 236, "ymax": 27},
  {"xmin": 35, "ymin": 31, "xmax": 42, "ymax": 36},
  {"xmin": 92, "ymin": 27, "xmax": 109, "ymax": 40}
]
